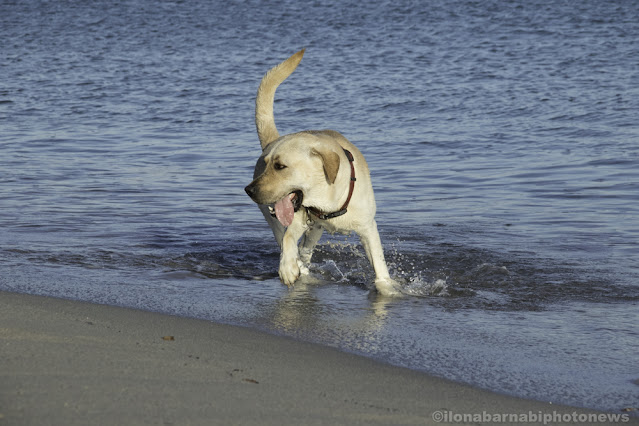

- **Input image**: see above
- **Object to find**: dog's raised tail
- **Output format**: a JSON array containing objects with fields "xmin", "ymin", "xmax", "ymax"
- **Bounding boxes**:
[{"xmin": 255, "ymin": 49, "xmax": 305, "ymax": 149}]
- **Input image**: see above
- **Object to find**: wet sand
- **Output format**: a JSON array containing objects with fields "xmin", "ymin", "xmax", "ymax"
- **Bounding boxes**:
[{"xmin": 0, "ymin": 291, "xmax": 634, "ymax": 425}]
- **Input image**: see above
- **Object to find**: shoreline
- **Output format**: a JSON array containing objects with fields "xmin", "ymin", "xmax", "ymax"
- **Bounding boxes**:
[{"xmin": 0, "ymin": 291, "xmax": 634, "ymax": 425}]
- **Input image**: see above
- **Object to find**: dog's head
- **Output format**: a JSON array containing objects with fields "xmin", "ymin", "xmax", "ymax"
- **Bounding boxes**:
[{"xmin": 245, "ymin": 133, "xmax": 342, "ymax": 226}]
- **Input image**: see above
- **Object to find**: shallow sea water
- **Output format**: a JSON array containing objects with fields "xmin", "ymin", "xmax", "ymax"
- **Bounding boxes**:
[{"xmin": 1, "ymin": 0, "xmax": 638, "ymax": 412}]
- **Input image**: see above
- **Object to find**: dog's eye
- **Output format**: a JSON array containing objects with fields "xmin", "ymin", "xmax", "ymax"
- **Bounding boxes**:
[{"xmin": 274, "ymin": 162, "xmax": 287, "ymax": 170}]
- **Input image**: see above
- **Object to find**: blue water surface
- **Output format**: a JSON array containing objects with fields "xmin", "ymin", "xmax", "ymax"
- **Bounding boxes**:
[{"xmin": 1, "ymin": 0, "xmax": 638, "ymax": 412}]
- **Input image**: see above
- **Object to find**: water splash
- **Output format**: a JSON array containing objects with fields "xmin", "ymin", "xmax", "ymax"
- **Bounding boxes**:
[{"xmin": 400, "ymin": 277, "xmax": 449, "ymax": 297}]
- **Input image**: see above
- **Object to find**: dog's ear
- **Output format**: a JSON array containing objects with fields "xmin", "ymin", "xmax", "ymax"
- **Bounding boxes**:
[{"xmin": 312, "ymin": 148, "xmax": 340, "ymax": 184}]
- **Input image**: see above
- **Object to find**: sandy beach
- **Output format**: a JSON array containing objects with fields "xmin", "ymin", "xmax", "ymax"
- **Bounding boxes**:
[{"xmin": 0, "ymin": 291, "xmax": 634, "ymax": 426}]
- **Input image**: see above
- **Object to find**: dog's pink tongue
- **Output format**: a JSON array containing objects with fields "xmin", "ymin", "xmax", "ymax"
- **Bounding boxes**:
[{"xmin": 274, "ymin": 193, "xmax": 296, "ymax": 227}]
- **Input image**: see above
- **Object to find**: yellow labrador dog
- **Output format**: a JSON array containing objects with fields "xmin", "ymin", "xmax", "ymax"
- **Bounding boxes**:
[{"xmin": 245, "ymin": 50, "xmax": 399, "ymax": 296}]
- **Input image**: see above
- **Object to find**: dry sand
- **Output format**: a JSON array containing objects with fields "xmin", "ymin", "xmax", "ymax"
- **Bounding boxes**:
[{"xmin": 0, "ymin": 291, "xmax": 634, "ymax": 425}]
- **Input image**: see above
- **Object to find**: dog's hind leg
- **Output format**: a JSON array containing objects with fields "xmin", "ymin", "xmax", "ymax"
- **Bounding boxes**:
[
  {"xmin": 299, "ymin": 223, "xmax": 323, "ymax": 265},
  {"xmin": 357, "ymin": 220, "xmax": 400, "ymax": 296}
]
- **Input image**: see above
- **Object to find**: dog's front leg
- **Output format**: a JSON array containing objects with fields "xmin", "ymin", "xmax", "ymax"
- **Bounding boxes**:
[
  {"xmin": 258, "ymin": 204, "xmax": 285, "ymax": 247},
  {"xmin": 279, "ymin": 213, "xmax": 309, "ymax": 286},
  {"xmin": 357, "ymin": 220, "xmax": 400, "ymax": 296}
]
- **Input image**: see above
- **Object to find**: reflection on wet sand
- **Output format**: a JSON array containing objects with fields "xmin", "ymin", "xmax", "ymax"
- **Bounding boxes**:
[{"xmin": 266, "ymin": 276, "xmax": 395, "ymax": 354}]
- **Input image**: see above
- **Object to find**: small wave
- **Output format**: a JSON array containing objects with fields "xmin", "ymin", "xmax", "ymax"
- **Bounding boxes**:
[{"xmin": 4, "ymin": 228, "xmax": 637, "ymax": 311}]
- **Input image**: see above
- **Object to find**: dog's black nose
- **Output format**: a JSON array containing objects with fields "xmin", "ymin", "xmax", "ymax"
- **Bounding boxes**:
[{"xmin": 244, "ymin": 183, "xmax": 256, "ymax": 198}]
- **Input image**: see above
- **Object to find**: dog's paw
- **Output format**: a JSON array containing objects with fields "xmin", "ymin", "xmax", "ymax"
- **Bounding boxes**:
[
  {"xmin": 374, "ymin": 278, "xmax": 402, "ymax": 297},
  {"xmin": 279, "ymin": 256, "xmax": 301, "ymax": 286}
]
